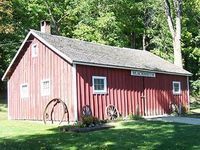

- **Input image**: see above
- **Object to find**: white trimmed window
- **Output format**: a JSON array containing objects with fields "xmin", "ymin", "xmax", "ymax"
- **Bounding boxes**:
[
  {"xmin": 92, "ymin": 76, "xmax": 107, "ymax": 94},
  {"xmin": 31, "ymin": 44, "xmax": 38, "ymax": 57},
  {"xmin": 20, "ymin": 84, "xmax": 29, "ymax": 98},
  {"xmin": 41, "ymin": 79, "xmax": 50, "ymax": 96},
  {"xmin": 173, "ymin": 81, "xmax": 181, "ymax": 94}
]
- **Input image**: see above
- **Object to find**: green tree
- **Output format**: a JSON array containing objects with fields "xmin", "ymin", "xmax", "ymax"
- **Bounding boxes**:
[{"xmin": 0, "ymin": 0, "xmax": 199, "ymax": 96}]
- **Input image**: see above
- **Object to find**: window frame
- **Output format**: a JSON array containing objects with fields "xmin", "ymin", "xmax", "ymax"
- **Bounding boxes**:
[
  {"xmin": 20, "ymin": 83, "xmax": 29, "ymax": 98},
  {"xmin": 41, "ymin": 79, "xmax": 50, "ymax": 96},
  {"xmin": 92, "ymin": 76, "xmax": 107, "ymax": 94},
  {"xmin": 31, "ymin": 43, "xmax": 38, "ymax": 58},
  {"xmin": 173, "ymin": 81, "xmax": 181, "ymax": 95}
]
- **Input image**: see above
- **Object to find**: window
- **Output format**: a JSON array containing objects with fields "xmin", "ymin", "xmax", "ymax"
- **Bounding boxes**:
[
  {"xmin": 41, "ymin": 79, "xmax": 50, "ymax": 96},
  {"xmin": 31, "ymin": 44, "xmax": 38, "ymax": 57},
  {"xmin": 20, "ymin": 84, "xmax": 29, "ymax": 98},
  {"xmin": 173, "ymin": 81, "xmax": 181, "ymax": 94},
  {"xmin": 92, "ymin": 76, "xmax": 107, "ymax": 94}
]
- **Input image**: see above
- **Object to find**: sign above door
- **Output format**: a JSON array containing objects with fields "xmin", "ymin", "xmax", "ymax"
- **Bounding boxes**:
[{"xmin": 131, "ymin": 70, "xmax": 156, "ymax": 77}]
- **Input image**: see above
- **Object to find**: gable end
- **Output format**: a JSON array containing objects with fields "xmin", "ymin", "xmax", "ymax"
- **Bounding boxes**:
[{"xmin": 2, "ymin": 30, "xmax": 73, "ymax": 81}]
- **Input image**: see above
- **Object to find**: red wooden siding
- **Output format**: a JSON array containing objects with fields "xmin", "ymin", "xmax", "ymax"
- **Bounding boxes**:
[
  {"xmin": 8, "ymin": 36, "xmax": 75, "ymax": 121},
  {"xmin": 76, "ymin": 65, "xmax": 189, "ymax": 120},
  {"xmin": 7, "ymin": 35, "xmax": 189, "ymax": 122}
]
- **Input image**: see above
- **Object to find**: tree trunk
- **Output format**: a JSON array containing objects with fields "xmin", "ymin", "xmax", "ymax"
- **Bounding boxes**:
[
  {"xmin": 173, "ymin": 17, "xmax": 182, "ymax": 67},
  {"xmin": 143, "ymin": 33, "xmax": 146, "ymax": 50},
  {"xmin": 44, "ymin": 0, "xmax": 60, "ymax": 35},
  {"xmin": 130, "ymin": 32, "xmax": 136, "ymax": 49},
  {"xmin": 164, "ymin": 0, "xmax": 183, "ymax": 68}
]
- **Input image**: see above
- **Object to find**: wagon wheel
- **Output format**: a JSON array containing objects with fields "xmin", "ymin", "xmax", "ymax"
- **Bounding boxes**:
[
  {"xmin": 170, "ymin": 103, "xmax": 179, "ymax": 115},
  {"xmin": 105, "ymin": 105, "xmax": 119, "ymax": 120},
  {"xmin": 43, "ymin": 98, "xmax": 69, "ymax": 125},
  {"xmin": 82, "ymin": 105, "xmax": 92, "ymax": 116}
]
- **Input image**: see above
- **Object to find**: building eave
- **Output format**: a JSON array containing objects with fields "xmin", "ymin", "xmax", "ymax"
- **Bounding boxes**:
[{"xmin": 73, "ymin": 61, "xmax": 192, "ymax": 77}]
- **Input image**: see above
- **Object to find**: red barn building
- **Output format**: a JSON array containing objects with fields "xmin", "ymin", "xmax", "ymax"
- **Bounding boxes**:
[{"xmin": 2, "ymin": 21, "xmax": 191, "ymax": 122}]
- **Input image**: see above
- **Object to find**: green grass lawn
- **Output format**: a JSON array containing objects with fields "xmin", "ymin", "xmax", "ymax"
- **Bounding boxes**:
[{"xmin": 1, "ymin": 101, "xmax": 200, "ymax": 150}]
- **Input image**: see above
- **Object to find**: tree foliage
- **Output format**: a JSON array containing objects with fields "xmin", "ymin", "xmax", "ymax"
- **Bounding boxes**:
[{"xmin": 0, "ymin": 0, "xmax": 199, "ymax": 95}]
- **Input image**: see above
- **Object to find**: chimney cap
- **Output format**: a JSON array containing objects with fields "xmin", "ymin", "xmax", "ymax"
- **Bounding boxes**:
[
  {"xmin": 40, "ymin": 20, "xmax": 51, "ymax": 34},
  {"xmin": 40, "ymin": 20, "xmax": 50, "ymax": 24}
]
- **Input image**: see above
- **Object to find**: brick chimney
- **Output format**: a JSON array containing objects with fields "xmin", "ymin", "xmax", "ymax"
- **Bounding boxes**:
[{"xmin": 40, "ymin": 20, "xmax": 51, "ymax": 34}]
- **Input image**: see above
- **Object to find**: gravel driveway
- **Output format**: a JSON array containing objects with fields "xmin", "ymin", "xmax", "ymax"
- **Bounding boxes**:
[{"xmin": 147, "ymin": 116, "xmax": 200, "ymax": 125}]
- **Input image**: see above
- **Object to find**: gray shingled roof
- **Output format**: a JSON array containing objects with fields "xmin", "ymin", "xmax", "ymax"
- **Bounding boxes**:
[{"xmin": 32, "ymin": 30, "xmax": 191, "ymax": 76}]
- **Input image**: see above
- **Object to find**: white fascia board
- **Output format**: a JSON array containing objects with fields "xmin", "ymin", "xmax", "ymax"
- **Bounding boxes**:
[
  {"xmin": 2, "ymin": 30, "xmax": 73, "ymax": 81},
  {"xmin": 73, "ymin": 61, "xmax": 192, "ymax": 77}
]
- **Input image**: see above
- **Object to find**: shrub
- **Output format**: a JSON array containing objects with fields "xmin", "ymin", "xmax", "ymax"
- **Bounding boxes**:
[
  {"xmin": 115, "ymin": 116, "xmax": 123, "ymax": 121},
  {"xmin": 170, "ymin": 103, "xmax": 189, "ymax": 115},
  {"xmin": 128, "ymin": 113, "xmax": 143, "ymax": 120},
  {"xmin": 81, "ymin": 115, "xmax": 100, "ymax": 127},
  {"xmin": 181, "ymin": 105, "xmax": 188, "ymax": 115},
  {"xmin": 191, "ymin": 80, "xmax": 200, "ymax": 97},
  {"xmin": 93, "ymin": 116, "xmax": 100, "ymax": 124},
  {"xmin": 99, "ymin": 119, "xmax": 107, "ymax": 124},
  {"xmin": 59, "ymin": 121, "xmax": 87, "ymax": 132}
]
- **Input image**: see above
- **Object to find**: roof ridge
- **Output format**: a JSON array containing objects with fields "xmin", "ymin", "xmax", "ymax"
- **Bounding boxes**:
[{"xmin": 30, "ymin": 29, "xmax": 145, "ymax": 53}]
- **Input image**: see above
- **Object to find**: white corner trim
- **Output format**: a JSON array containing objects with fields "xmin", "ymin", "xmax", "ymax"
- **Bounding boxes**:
[
  {"xmin": 7, "ymin": 80, "xmax": 11, "ymax": 120},
  {"xmin": 72, "ymin": 64, "xmax": 78, "ymax": 121},
  {"xmin": 187, "ymin": 77, "xmax": 190, "ymax": 109}
]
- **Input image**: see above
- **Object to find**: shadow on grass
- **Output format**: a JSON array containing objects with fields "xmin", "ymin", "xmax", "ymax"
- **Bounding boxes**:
[
  {"xmin": 0, "ymin": 121, "xmax": 200, "ymax": 150},
  {"xmin": 182, "ymin": 113, "xmax": 200, "ymax": 118},
  {"xmin": 0, "ymin": 102, "xmax": 7, "ymax": 112},
  {"xmin": 0, "ymin": 91, "xmax": 7, "ymax": 104},
  {"xmin": 0, "ymin": 94, "xmax": 7, "ymax": 113}
]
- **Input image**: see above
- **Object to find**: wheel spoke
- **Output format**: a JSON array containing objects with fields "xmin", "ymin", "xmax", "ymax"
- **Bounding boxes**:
[
  {"xmin": 82, "ymin": 105, "xmax": 92, "ymax": 117},
  {"xmin": 106, "ymin": 105, "xmax": 118, "ymax": 120}
]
